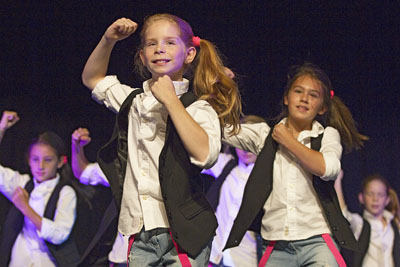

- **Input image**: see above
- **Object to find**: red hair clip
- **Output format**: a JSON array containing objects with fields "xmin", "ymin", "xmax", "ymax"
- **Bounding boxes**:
[
  {"xmin": 192, "ymin": 36, "xmax": 201, "ymax": 47},
  {"xmin": 330, "ymin": 90, "xmax": 335, "ymax": 99},
  {"xmin": 63, "ymin": 156, "xmax": 68, "ymax": 164}
]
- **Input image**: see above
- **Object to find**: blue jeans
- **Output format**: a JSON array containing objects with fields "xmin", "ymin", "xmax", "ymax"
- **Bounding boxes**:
[
  {"xmin": 128, "ymin": 228, "xmax": 211, "ymax": 267},
  {"xmin": 260, "ymin": 235, "xmax": 339, "ymax": 267}
]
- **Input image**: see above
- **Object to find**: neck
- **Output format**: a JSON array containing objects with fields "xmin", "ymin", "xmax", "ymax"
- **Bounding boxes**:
[{"xmin": 286, "ymin": 117, "xmax": 313, "ymax": 138}]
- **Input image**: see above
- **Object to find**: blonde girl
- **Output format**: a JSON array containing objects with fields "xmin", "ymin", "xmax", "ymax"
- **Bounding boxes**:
[{"xmin": 82, "ymin": 14, "xmax": 241, "ymax": 266}]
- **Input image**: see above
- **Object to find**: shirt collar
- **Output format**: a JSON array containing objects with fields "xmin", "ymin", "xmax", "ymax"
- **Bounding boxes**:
[
  {"xmin": 363, "ymin": 209, "xmax": 394, "ymax": 223},
  {"xmin": 33, "ymin": 174, "xmax": 60, "ymax": 189},
  {"xmin": 279, "ymin": 118, "xmax": 324, "ymax": 141},
  {"xmin": 142, "ymin": 78, "xmax": 190, "ymax": 97}
]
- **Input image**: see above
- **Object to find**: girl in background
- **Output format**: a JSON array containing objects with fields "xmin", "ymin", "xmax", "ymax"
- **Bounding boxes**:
[
  {"xmin": 205, "ymin": 115, "xmax": 265, "ymax": 267},
  {"xmin": 0, "ymin": 110, "xmax": 79, "ymax": 267},
  {"xmin": 223, "ymin": 62, "xmax": 368, "ymax": 266},
  {"xmin": 335, "ymin": 170, "xmax": 400, "ymax": 267},
  {"xmin": 82, "ymin": 14, "xmax": 241, "ymax": 266}
]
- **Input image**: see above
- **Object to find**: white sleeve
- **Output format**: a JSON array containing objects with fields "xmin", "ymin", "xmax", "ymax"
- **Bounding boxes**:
[
  {"xmin": 223, "ymin": 122, "xmax": 270, "ymax": 156},
  {"xmin": 341, "ymin": 206, "xmax": 363, "ymax": 240},
  {"xmin": 0, "ymin": 164, "xmax": 30, "ymax": 200},
  {"xmin": 79, "ymin": 163, "xmax": 109, "ymax": 187},
  {"xmin": 320, "ymin": 127, "xmax": 343, "ymax": 181},
  {"xmin": 186, "ymin": 100, "xmax": 221, "ymax": 169},
  {"xmin": 202, "ymin": 153, "xmax": 234, "ymax": 177},
  {"xmin": 91, "ymin": 75, "xmax": 139, "ymax": 113},
  {"xmin": 38, "ymin": 185, "xmax": 77, "ymax": 245}
]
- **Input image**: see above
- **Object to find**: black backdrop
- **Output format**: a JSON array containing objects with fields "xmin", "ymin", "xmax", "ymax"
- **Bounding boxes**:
[{"xmin": 1, "ymin": 1, "xmax": 399, "ymax": 214}]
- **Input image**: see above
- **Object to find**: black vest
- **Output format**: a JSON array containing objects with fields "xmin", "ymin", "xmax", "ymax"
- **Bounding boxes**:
[
  {"xmin": 350, "ymin": 218, "xmax": 400, "ymax": 267},
  {"xmin": 97, "ymin": 89, "xmax": 218, "ymax": 258},
  {"xmin": 224, "ymin": 130, "xmax": 359, "ymax": 252},
  {"xmin": 0, "ymin": 177, "xmax": 80, "ymax": 267},
  {"xmin": 206, "ymin": 158, "xmax": 237, "ymax": 211}
]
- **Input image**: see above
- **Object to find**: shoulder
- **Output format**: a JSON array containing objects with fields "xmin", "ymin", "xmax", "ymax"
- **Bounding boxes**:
[{"xmin": 322, "ymin": 126, "xmax": 341, "ymax": 141}]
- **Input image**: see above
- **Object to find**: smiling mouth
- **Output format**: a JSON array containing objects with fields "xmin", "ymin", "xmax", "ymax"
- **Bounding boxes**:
[
  {"xmin": 296, "ymin": 105, "xmax": 309, "ymax": 111},
  {"xmin": 152, "ymin": 59, "xmax": 171, "ymax": 65}
]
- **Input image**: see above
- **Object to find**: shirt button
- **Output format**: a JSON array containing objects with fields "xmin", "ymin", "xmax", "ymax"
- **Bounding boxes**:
[{"xmin": 142, "ymin": 195, "xmax": 148, "ymax": 200}]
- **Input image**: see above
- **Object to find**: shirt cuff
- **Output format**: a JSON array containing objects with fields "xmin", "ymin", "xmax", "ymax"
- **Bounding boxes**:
[
  {"xmin": 80, "ymin": 163, "xmax": 109, "ymax": 187},
  {"xmin": 91, "ymin": 75, "xmax": 120, "ymax": 104}
]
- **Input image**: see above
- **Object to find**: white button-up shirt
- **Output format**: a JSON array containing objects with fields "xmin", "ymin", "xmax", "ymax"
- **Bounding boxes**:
[
  {"xmin": 92, "ymin": 76, "xmax": 221, "ymax": 236},
  {"xmin": 343, "ymin": 208, "xmax": 397, "ymax": 267},
  {"xmin": 0, "ymin": 164, "xmax": 76, "ymax": 267},
  {"xmin": 223, "ymin": 118, "xmax": 342, "ymax": 241},
  {"xmin": 203, "ymin": 153, "xmax": 257, "ymax": 266},
  {"xmin": 80, "ymin": 163, "xmax": 128, "ymax": 263}
]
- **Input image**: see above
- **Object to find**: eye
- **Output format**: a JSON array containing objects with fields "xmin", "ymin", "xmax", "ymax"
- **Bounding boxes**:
[
  {"xmin": 167, "ymin": 40, "xmax": 176, "ymax": 45},
  {"xmin": 146, "ymin": 41, "xmax": 156, "ymax": 47}
]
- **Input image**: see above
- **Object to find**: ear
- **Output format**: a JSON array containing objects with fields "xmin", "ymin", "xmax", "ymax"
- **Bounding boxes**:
[
  {"xmin": 57, "ymin": 157, "xmax": 64, "ymax": 169},
  {"xmin": 384, "ymin": 196, "xmax": 390, "ymax": 207},
  {"xmin": 139, "ymin": 50, "xmax": 146, "ymax": 65},
  {"xmin": 284, "ymin": 95, "xmax": 288, "ymax": 106},
  {"xmin": 184, "ymin": 47, "xmax": 196, "ymax": 64},
  {"xmin": 318, "ymin": 104, "xmax": 328, "ymax": 115},
  {"xmin": 358, "ymin": 192, "xmax": 365, "ymax": 205}
]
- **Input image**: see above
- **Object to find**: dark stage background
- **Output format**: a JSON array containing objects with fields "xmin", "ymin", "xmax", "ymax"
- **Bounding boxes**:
[{"xmin": 1, "ymin": 1, "xmax": 399, "ymax": 214}]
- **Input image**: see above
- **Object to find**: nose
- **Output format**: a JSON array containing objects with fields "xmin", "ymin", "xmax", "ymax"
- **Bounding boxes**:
[
  {"xmin": 155, "ymin": 43, "xmax": 165, "ymax": 54},
  {"xmin": 300, "ymin": 93, "xmax": 309, "ymax": 103},
  {"xmin": 39, "ymin": 160, "xmax": 45, "ymax": 169}
]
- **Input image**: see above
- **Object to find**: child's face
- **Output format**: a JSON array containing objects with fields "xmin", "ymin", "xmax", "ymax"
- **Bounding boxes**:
[
  {"xmin": 359, "ymin": 180, "xmax": 390, "ymax": 217},
  {"xmin": 284, "ymin": 75, "xmax": 327, "ymax": 127},
  {"xmin": 29, "ymin": 143, "xmax": 63, "ymax": 183},
  {"xmin": 140, "ymin": 20, "xmax": 196, "ymax": 81},
  {"xmin": 235, "ymin": 148, "xmax": 257, "ymax": 166}
]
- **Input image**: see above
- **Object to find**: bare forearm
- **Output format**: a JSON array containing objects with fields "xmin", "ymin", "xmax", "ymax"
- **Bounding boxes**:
[
  {"xmin": 334, "ymin": 174, "xmax": 346, "ymax": 210},
  {"xmin": 82, "ymin": 36, "xmax": 116, "ymax": 90},
  {"xmin": 71, "ymin": 144, "xmax": 89, "ymax": 178},
  {"xmin": 21, "ymin": 206, "xmax": 42, "ymax": 231},
  {"xmin": 285, "ymin": 138, "xmax": 326, "ymax": 177},
  {"xmin": 165, "ymin": 99, "xmax": 209, "ymax": 162},
  {"xmin": 0, "ymin": 129, "xmax": 5, "ymax": 144}
]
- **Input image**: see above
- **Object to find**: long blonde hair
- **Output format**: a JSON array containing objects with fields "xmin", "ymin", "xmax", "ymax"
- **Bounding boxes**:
[{"xmin": 134, "ymin": 14, "xmax": 242, "ymax": 134}]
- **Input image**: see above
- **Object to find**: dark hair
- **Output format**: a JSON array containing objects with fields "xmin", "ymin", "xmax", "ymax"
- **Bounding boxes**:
[
  {"xmin": 133, "ymin": 13, "xmax": 242, "ymax": 134},
  {"xmin": 26, "ymin": 131, "xmax": 72, "ymax": 181},
  {"xmin": 277, "ymin": 62, "xmax": 368, "ymax": 153}
]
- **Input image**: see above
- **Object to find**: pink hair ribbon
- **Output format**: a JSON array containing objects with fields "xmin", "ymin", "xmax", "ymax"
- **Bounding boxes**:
[
  {"xmin": 192, "ymin": 36, "xmax": 201, "ymax": 47},
  {"xmin": 330, "ymin": 90, "xmax": 335, "ymax": 99}
]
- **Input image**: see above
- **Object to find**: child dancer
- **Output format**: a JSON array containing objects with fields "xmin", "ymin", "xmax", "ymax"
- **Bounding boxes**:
[
  {"xmin": 204, "ymin": 115, "xmax": 265, "ymax": 267},
  {"xmin": 82, "ymin": 14, "xmax": 241, "ymax": 266},
  {"xmin": 71, "ymin": 127, "xmax": 128, "ymax": 267},
  {"xmin": 223, "ymin": 62, "xmax": 368, "ymax": 266},
  {"xmin": 0, "ymin": 111, "xmax": 79, "ymax": 267},
  {"xmin": 335, "ymin": 170, "xmax": 400, "ymax": 267}
]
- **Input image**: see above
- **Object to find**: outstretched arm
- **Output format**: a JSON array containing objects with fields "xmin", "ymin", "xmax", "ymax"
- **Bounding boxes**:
[
  {"xmin": 334, "ymin": 170, "xmax": 347, "ymax": 210},
  {"xmin": 0, "ymin": 111, "xmax": 20, "ymax": 144},
  {"xmin": 71, "ymin": 128, "xmax": 91, "ymax": 178},
  {"xmin": 82, "ymin": 18, "xmax": 138, "ymax": 90}
]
